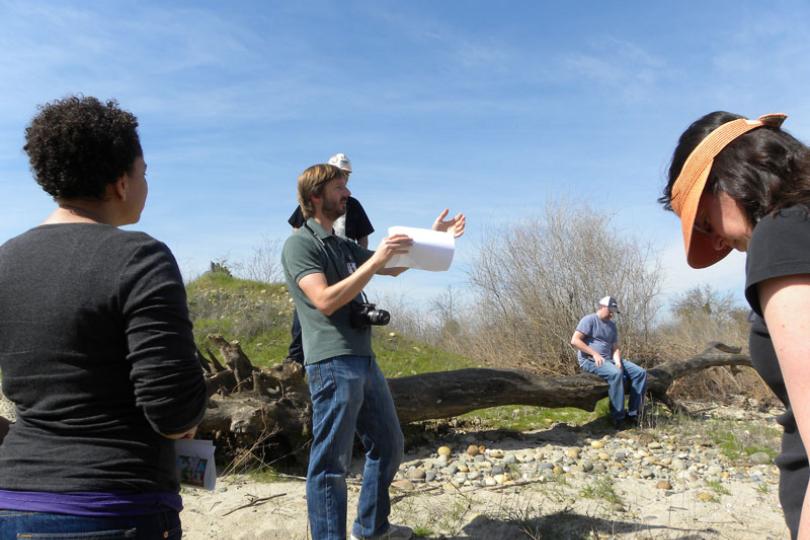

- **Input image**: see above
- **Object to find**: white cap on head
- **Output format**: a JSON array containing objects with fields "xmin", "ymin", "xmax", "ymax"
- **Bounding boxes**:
[
  {"xmin": 327, "ymin": 153, "xmax": 352, "ymax": 173},
  {"xmin": 598, "ymin": 295, "xmax": 620, "ymax": 313}
]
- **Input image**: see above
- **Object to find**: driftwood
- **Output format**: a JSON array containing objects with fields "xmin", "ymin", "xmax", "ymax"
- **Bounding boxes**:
[
  {"xmin": 389, "ymin": 342, "xmax": 752, "ymax": 423},
  {"xmin": 197, "ymin": 335, "xmax": 311, "ymax": 467},
  {"xmin": 198, "ymin": 339, "xmax": 752, "ymax": 462}
]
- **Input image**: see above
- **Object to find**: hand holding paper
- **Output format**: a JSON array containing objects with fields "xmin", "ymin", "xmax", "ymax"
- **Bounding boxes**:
[{"xmin": 384, "ymin": 227, "xmax": 456, "ymax": 271}]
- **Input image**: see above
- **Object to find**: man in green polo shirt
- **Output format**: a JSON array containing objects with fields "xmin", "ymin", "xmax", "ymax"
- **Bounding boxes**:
[{"xmin": 282, "ymin": 163, "xmax": 465, "ymax": 540}]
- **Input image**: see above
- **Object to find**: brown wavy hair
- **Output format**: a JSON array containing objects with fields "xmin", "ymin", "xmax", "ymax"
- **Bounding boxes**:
[{"xmin": 660, "ymin": 111, "xmax": 810, "ymax": 222}]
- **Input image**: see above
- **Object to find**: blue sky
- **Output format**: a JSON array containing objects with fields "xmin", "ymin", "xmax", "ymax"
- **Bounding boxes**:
[{"xmin": 2, "ymin": 1, "xmax": 810, "ymax": 310}]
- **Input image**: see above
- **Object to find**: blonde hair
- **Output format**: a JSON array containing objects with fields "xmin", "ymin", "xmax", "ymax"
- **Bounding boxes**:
[{"xmin": 297, "ymin": 164, "xmax": 347, "ymax": 218}]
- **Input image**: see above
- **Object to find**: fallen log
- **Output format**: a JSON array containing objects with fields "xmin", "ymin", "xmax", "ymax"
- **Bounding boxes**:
[
  {"xmin": 389, "ymin": 342, "xmax": 752, "ymax": 423},
  {"xmin": 196, "ymin": 340, "xmax": 752, "ymax": 463}
]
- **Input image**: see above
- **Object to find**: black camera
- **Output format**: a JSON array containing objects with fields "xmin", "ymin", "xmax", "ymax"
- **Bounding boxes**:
[{"xmin": 350, "ymin": 301, "xmax": 390, "ymax": 328}]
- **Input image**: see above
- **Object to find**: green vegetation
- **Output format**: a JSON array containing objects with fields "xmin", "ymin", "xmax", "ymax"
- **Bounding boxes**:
[
  {"xmin": 459, "ymin": 404, "xmax": 599, "ymax": 432},
  {"xmin": 187, "ymin": 271, "xmax": 292, "ymax": 367},
  {"xmin": 579, "ymin": 475, "xmax": 623, "ymax": 506},
  {"xmin": 707, "ymin": 420, "xmax": 781, "ymax": 462},
  {"xmin": 705, "ymin": 480, "xmax": 731, "ymax": 496}
]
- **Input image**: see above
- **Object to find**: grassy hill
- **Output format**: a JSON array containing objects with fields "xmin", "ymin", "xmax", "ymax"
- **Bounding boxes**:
[{"xmin": 186, "ymin": 270, "xmax": 474, "ymax": 376}]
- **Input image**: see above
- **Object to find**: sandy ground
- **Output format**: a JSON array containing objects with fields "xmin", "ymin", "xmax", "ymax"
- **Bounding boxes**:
[{"xmin": 181, "ymin": 438, "xmax": 789, "ymax": 540}]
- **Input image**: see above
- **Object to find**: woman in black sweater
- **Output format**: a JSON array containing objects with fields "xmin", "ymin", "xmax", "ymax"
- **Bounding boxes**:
[{"xmin": 0, "ymin": 96, "xmax": 207, "ymax": 539}]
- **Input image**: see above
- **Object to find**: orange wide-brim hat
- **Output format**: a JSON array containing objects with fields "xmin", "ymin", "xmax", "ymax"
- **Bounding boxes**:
[{"xmin": 670, "ymin": 113, "xmax": 787, "ymax": 268}]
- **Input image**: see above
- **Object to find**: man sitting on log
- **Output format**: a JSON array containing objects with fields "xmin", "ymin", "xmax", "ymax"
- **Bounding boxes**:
[
  {"xmin": 281, "ymin": 163, "xmax": 465, "ymax": 540},
  {"xmin": 570, "ymin": 296, "xmax": 648, "ymax": 429}
]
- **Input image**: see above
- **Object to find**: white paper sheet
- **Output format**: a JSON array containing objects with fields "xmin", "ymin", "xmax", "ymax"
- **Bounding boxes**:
[
  {"xmin": 383, "ymin": 226, "xmax": 455, "ymax": 272},
  {"xmin": 175, "ymin": 439, "xmax": 217, "ymax": 490}
]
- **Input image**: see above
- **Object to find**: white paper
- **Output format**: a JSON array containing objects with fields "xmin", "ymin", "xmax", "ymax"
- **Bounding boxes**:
[
  {"xmin": 175, "ymin": 439, "xmax": 217, "ymax": 490},
  {"xmin": 383, "ymin": 226, "xmax": 455, "ymax": 272}
]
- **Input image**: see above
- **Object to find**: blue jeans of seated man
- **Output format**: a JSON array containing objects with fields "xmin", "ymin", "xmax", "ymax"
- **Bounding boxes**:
[
  {"xmin": 579, "ymin": 358, "xmax": 647, "ymax": 422},
  {"xmin": 305, "ymin": 355, "xmax": 404, "ymax": 540},
  {"xmin": 0, "ymin": 509, "xmax": 181, "ymax": 539}
]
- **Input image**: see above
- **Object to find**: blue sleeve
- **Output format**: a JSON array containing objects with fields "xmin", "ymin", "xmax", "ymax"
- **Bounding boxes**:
[{"xmin": 575, "ymin": 315, "xmax": 594, "ymax": 337}]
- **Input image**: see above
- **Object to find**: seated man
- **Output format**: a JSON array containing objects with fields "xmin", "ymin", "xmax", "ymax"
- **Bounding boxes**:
[{"xmin": 570, "ymin": 296, "xmax": 647, "ymax": 428}]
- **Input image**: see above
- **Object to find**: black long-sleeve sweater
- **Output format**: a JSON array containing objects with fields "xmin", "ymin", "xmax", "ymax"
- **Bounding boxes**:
[{"xmin": 0, "ymin": 223, "xmax": 207, "ymax": 493}]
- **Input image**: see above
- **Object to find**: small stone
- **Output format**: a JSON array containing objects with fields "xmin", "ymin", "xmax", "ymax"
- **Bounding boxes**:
[
  {"xmin": 750, "ymin": 452, "xmax": 771, "ymax": 465},
  {"xmin": 614, "ymin": 451, "xmax": 627, "ymax": 461},
  {"xmin": 466, "ymin": 445, "xmax": 479, "ymax": 457},
  {"xmin": 503, "ymin": 454, "xmax": 517, "ymax": 465},
  {"xmin": 489, "ymin": 449, "xmax": 505, "ymax": 459},
  {"xmin": 391, "ymin": 479, "xmax": 414, "ymax": 491},
  {"xmin": 438, "ymin": 446, "xmax": 452, "ymax": 458},
  {"xmin": 407, "ymin": 468, "xmax": 426, "ymax": 482},
  {"xmin": 598, "ymin": 452, "xmax": 609, "ymax": 461},
  {"xmin": 581, "ymin": 461, "xmax": 594, "ymax": 473},
  {"xmin": 425, "ymin": 470, "xmax": 437, "ymax": 483},
  {"xmin": 552, "ymin": 465, "xmax": 563, "ymax": 475},
  {"xmin": 656, "ymin": 480, "xmax": 672, "ymax": 490},
  {"xmin": 484, "ymin": 477, "xmax": 497, "ymax": 487},
  {"xmin": 566, "ymin": 448, "xmax": 581, "ymax": 460},
  {"xmin": 457, "ymin": 463, "xmax": 469, "ymax": 473},
  {"xmin": 494, "ymin": 473, "xmax": 509, "ymax": 484},
  {"xmin": 591, "ymin": 440, "xmax": 605, "ymax": 449},
  {"xmin": 671, "ymin": 458, "xmax": 687, "ymax": 471},
  {"xmin": 697, "ymin": 491, "xmax": 715, "ymax": 503}
]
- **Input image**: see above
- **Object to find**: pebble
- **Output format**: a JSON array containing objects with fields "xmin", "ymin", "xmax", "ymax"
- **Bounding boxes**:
[
  {"xmin": 391, "ymin": 479, "xmax": 414, "ymax": 491},
  {"xmin": 750, "ymin": 452, "xmax": 771, "ymax": 465},
  {"xmin": 411, "ymin": 419, "xmax": 778, "ymax": 500}
]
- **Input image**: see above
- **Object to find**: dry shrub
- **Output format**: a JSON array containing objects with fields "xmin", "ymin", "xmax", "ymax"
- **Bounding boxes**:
[
  {"xmin": 464, "ymin": 202, "xmax": 662, "ymax": 374},
  {"xmin": 231, "ymin": 236, "xmax": 281, "ymax": 284},
  {"xmin": 658, "ymin": 284, "xmax": 774, "ymax": 404}
]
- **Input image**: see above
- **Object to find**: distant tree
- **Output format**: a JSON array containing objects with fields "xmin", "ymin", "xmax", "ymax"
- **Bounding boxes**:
[{"xmin": 465, "ymin": 200, "xmax": 662, "ymax": 374}]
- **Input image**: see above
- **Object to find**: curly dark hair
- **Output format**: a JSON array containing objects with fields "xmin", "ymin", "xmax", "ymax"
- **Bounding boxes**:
[
  {"xmin": 660, "ymin": 111, "xmax": 810, "ymax": 222},
  {"xmin": 23, "ymin": 95, "xmax": 143, "ymax": 200}
]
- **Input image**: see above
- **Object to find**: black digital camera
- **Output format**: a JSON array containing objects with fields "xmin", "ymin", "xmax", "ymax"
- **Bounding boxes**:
[{"xmin": 350, "ymin": 300, "xmax": 391, "ymax": 328}]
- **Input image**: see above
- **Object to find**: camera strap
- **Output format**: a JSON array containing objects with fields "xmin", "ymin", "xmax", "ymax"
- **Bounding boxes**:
[{"xmin": 303, "ymin": 223, "xmax": 369, "ymax": 304}]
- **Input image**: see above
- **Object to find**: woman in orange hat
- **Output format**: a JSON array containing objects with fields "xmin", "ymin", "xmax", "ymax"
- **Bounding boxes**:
[{"xmin": 660, "ymin": 111, "xmax": 810, "ymax": 539}]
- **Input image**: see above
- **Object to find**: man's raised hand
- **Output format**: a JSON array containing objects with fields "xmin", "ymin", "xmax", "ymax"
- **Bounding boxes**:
[{"xmin": 432, "ymin": 209, "xmax": 466, "ymax": 238}]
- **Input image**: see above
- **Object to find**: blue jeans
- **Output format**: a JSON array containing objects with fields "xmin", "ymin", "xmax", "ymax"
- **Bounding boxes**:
[
  {"xmin": 0, "ymin": 509, "xmax": 181, "ymax": 539},
  {"xmin": 580, "ymin": 358, "xmax": 647, "ymax": 421},
  {"xmin": 305, "ymin": 355, "xmax": 404, "ymax": 540}
]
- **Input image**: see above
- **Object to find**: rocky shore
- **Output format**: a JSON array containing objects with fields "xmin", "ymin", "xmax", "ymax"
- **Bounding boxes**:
[{"xmin": 182, "ymin": 402, "xmax": 789, "ymax": 539}]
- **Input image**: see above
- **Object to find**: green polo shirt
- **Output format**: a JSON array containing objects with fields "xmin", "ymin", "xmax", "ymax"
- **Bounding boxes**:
[{"xmin": 281, "ymin": 218, "xmax": 374, "ymax": 364}]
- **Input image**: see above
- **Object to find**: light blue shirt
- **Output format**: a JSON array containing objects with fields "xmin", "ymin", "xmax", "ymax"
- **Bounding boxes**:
[{"xmin": 575, "ymin": 313, "xmax": 617, "ymax": 365}]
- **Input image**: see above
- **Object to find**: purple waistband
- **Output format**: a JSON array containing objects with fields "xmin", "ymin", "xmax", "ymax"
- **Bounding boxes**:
[{"xmin": 0, "ymin": 489, "xmax": 182, "ymax": 517}]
